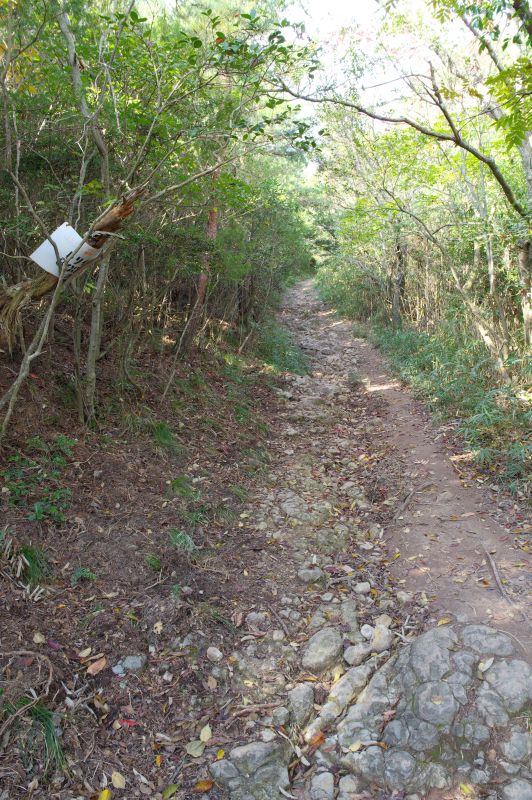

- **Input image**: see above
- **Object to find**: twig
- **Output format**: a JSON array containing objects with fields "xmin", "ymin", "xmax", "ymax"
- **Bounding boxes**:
[
  {"xmin": 0, "ymin": 651, "xmax": 54, "ymax": 739},
  {"xmin": 482, "ymin": 547, "xmax": 509, "ymax": 599},
  {"xmin": 393, "ymin": 481, "xmax": 434, "ymax": 521},
  {"xmin": 268, "ymin": 605, "xmax": 290, "ymax": 637}
]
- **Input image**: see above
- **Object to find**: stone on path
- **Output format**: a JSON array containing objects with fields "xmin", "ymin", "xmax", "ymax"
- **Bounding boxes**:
[{"xmin": 301, "ymin": 627, "xmax": 343, "ymax": 673}]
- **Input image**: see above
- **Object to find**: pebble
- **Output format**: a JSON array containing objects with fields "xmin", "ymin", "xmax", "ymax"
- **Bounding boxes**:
[
  {"xmin": 397, "ymin": 591, "xmax": 413, "ymax": 603},
  {"xmin": 302, "ymin": 627, "xmax": 343, "ymax": 672},
  {"xmin": 310, "ymin": 771, "xmax": 334, "ymax": 800},
  {"xmin": 298, "ymin": 567, "xmax": 324, "ymax": 584},
  {"xmin": 354, "ymin": 581, "xmax": 371, "ymax": 594},
  {"xmin": 206, "ymin": 646, "xmax": 223, "ymax": 662},
  {"xmin": 360, "ymin": 624, "xmax": 374, "ymax": 639}
]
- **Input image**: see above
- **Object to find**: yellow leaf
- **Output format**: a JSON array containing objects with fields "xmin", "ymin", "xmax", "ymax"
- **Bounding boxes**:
[
  {"xmin": 155, "ymin": 754, "xmax": 163, "ymax": 767},
  {"xmin": 162, "ymin": 786, "xmax": 177, "ymax": 800},
  {"xmin": 216, "ymin": 749, "xmax": 225, "ymax": 760},
  {"xmin": 78, "ymin": 646, "xmax": 92, "ymax": 658},
  {"xmin": 459, "ymin": 784, "xmax": 474, "ymax": 796},
  {"xmin": 153, "ymin": 621, "xmax": 163, "ymax": 634},
  {"xmin": 437, "ymin": 618, "xmax": 451, "ymax": 626},
  {"xmin": 194, "ymin": 779, "xmax": 214, "ymax": 792},
  {"xmin": 111, "ymin": 771, "xmax": 126, "ymax": 789},
  {"xmin": 349, "ymin": 741, "xmax": 362, "ymax": 752},
  {"xmin": 199, "ymin": 724, "xmax": 212, "ymax": 743},
  {"xmin": 98, "ymin": 791, "xmax": 112, "ymax": 800}
]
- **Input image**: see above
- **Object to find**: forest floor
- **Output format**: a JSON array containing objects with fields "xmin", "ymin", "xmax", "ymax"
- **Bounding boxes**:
[{"xmin": 1, "ymin": 281, "xmax": 530, "ymax": 800}]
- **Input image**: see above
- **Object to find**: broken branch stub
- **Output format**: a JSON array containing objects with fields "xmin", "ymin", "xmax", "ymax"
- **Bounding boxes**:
[{"xmin": 0, "ymin": 185, "xmax": 146, "ymax": 349}]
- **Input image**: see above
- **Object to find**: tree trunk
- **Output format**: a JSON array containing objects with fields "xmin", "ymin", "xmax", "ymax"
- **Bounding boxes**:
[
  {"xmin": 180, "ymin": 171, "xmax": 220, "ymax": 354},
  {"xmin": 392, "ymin": 235, "xmax": 406, "ymax": 328},
  {"xmin": 518, "ymin": 239, "xmax": 532, "ymax": 348}
]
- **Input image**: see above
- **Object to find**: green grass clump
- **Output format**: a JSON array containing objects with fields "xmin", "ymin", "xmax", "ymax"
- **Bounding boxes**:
[
  {"xmin": 151, "ymin": 421, "xmax": 184, "ymax": 455},
  {"xmin": 1, "ymin": 698, "xmax": 65, "ymax": 773},
  {"xmin": 70, "ymin": 567, "xmax": 96, "ymax": 587},
  {"xmin": 255, "ymin": 320, "xmax": 308, "ymax": 374},
  {"xmin": 169, "ymin": 528, "xmax": 196, "ymax": 553},
  {"xmin": 19, "ymin": 544, "xmax": 50, "ymax": 586}
]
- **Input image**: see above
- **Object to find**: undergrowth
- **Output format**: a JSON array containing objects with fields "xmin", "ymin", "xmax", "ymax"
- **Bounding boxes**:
[{"xmin": 255, "ymin": 319, "xmax": 308, "ymax": 374}]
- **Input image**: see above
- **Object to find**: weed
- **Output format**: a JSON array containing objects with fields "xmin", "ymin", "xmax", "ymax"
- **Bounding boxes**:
[
  {"xmin": 1, "ymin": 698, "xmax": 65, "ymax": 773},
  {"xmin": 170, "ymin": 475, "xmax": 199, "ymax": 499},
  {"xmin": 146, "ymin": 553, "xmax": 162, "ymax": 571},
  {"xmin": 151, "ymin": 421, "xmax": 184, "ymax": 456},
  {"xmin": 229, "ymin": 484, "xmax": 248, "ymax": 502},
  {"xmin": 70, "ymin": 567, "xmax": 96, "ymax": 587},
  {"xmin": 171, "ymin": 582, "xmax": 181, "ymax": 598},
  {"xmin": 19, "ymin": 544, "xmax": 50, "ymax": 586},
  {"xmin": 1, "ymin": 436, "xmax": 75, "ymax": 523},
  {"xmin": 169, "ymin": 528, "xmax": 196, "ymax": 553},
  {"xmin": 255, "ymin": 320, "xmax": 308, "ymax": 375}
]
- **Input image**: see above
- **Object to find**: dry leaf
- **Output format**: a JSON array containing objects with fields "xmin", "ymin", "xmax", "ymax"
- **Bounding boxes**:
[
  {"xmin": 111, "ymin": 771, "xmax": 126, "ymax": 789},
  {"xmin": 349, "ymin": 741, "xmax": 362, "ymax": 752},
  {"xmin": 216, "ymin": 749, "xmax": 225, "ymax": 760},
  {"xmin": 33, "ymin": 632, "xmax": 45, "ymax": 644},
  {"xmin": 153, "ymin": 621, "xmax": 163, "ymax": 634},
  {"xmin": 207, "ymin": 675, "xmax": 217, "ymax": 690},
  {"xmin": 98, "ymin": 791, "xmax": 112, "ymax": 800},
  {"xmin": 78, "ymin": 646, "xmax": 92, "ymax": 658},
  {"xmin": 459, "ymin": 784, "xmax": 474, "ymax": 796},
  {"xmin": 194, "ymin": 780, "xmax": 214, "ymax": 792},
  {"xmin": 199, "ymin": 724, "xmax": 212, "ymax": 743},
  {"xmin": 478, "ymin": 657, "xmax": 494, "ymax": 673},
  {"xmin": 155, "ymin": 754, "xmax": 162, "ymax": 767},
  {"xmin": 87, "ymin": 656, "xmax": 107, "ymax": 676},
  {"xmin": 437, "ymin": 618, "xmax": 451, "ymax": 626},
  {"xmin": 186, "ymin": 740, "xmax": 206, "ymax": 758}
]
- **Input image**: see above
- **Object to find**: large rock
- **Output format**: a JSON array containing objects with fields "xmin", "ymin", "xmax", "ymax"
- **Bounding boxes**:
[
  {"xmin": 210, "ymin": 741, "xmax": 290, "ymax": 800},
  {"xmin": 301, "ymin": 627, "xmax": 343, "ymax": 673},
  {"xmin": 288, "ymin": 683, "xmax": 315, "ymax": 726},
  {"xmin": 502, "ymin": 780, "xmax": 532, "ymax": 800}
]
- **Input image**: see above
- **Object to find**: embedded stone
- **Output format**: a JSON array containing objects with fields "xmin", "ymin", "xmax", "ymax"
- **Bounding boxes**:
[
  {"xmin": 310, "ymin": 771, "xmax": 334, "ymax": 800},
  {"xmin": 484, "ymin": 659, "xmax": 532, "ymax": 712},
  {"xmin": 461, "ymin": 624, "xmax": 514, "ymax": 656},
  {"xmin": 500, "ymin": 730, "xmax": 531, "ymax": 763},
  {"xmin": 501, "ymin": 779, "xmax": 532, "ymax": 800},
  {"xmin": 288, "ymin": 683, "xmax": 315, "ymax": 726},
  {"xmin": 302, "ymin": 627, "xmax": 343, "ymax": 673},
  {"xmin": 384, "ymin": 750, "xmax": 416, "ymax": 789},
  {"xmin": 414, "ymin": 681, "xmax": 458, "ymax": 726}
]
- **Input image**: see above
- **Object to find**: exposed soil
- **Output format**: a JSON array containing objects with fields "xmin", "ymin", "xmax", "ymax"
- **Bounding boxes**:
[{"xmin": 0, "ymin": 281, "xmax": 530, "ymax": 800}]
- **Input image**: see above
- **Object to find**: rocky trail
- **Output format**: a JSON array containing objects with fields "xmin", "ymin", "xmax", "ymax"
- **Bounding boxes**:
[
  {"xmin": 201, "ymin": 282, "xmax": 532, "ymax": 800},
  {"xmin": 2, "ymin": 281, "xmax": 531, "ymax": 800}
]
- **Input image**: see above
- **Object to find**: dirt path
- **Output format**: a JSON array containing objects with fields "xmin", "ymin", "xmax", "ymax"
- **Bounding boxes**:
[{"xmin": 279, "ymin": 281, "xmax": 531, "ymax": 652}]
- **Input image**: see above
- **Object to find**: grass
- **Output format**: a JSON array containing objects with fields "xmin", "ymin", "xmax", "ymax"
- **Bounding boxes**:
[
  {"xmin": 0, "ymin": 698, "xmax": 65, "ymax": 773},
  {"xmin": 255, "ymin": 319, "xmax": 308, "ymax": 375},
  {"xmin": 169, "ymin": 528, "xmax": 196, "ymax": 553},
  {"xmin": 370, "ymin": 324, "xmax": 531, "ymax": 494},
  {"xmin": 151, "ymin": 421, "xmax": 185, "ymax": 456},
  {"xmin": 19, "ymin": 544, "xmax": 50, "ymax": 586}
]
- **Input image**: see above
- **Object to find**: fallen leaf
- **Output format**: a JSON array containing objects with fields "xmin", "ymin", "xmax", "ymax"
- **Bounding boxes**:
[
  {"xmin": 349, "ymin": 741, "xmax": 362, "ymax": 752},
  {"xmin": 87, "ymin": 656, "xmax": 107, "ymax": 676},
  {"xmin": 207, "ymin": 676, "xmax": 217, "ymax": 690},
  {"xmin": 33, "ymin": 632, "xmax": 45, "ymax": 644},
  {"xmin": 162, "ymin": 785, "xmax": 178, "ymax": 799},
  {"xmin": 111, "ymin": 771, "xmax": 126, "ymax": 789},
  {"xmin": 153, "ymin": 621, "xmax": 163, "ymax": 634},
  {"xmin": 459, "ymin": 784, "xmax": 474, "ymax": 796},
  {"xmin": 186, "ymin": 740, "xmax": 206, "ymax": 758},
  {"xmin": 78, "ymin": 646, "xmax": 92, "ymax": 659},
  {"xmin": 437, "ymin": 618, "xmax": 451, "ymax": 626},
  {"xmin": 155, "ymin": 754, "xmax": 162, "ymax": 767},
  {"xmin": 199, "ymin": 724, "xmax": 212, "ymax": 743},
  {"xmin": 98, "ymin": 791, "xmax": 112, "ymax": 800},
  {"xmin": 216, "ymin": 749, "xmax": 225, "ymax": 760},
  {"xmin": 194, "ymin": 780, "xmax": 214, "ymax": 792},
  {"xmin": 478, "ymin": 657, "xmax": 494, "ymax": 673}
]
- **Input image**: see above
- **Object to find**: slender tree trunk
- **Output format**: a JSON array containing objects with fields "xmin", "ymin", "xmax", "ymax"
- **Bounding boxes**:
[
  {"xmin": 181, "ymin": 170, "xmax": 220, "ymax": 354},
  {"xmin": 517, "ymin": 239, "xmax": 532, "ymax": 347},
  {"xmin": 392, "ymin": 234, "xmax": 406, "ymax": 328}
]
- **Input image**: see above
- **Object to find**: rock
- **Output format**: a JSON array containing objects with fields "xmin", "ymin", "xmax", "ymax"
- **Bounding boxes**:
[
  {"xmin": 310, "ymin": 771, "xmax": 334, "ymax": 800},
  {"xmin": 321, "ymin": 592, "xmax": 334, "ymax": 602},
  {"xmin": 484, "ymin": 659, "xmax": 532, "ymax": 712},
  {"xmin": 476, "ymin": 686, "xmax": 510, "ymax": 725},
  {"xmin": 461, "ymin": 624, "xmax": 514, "ymax": 656},
  {"xmin": 302, "ymin": 627, "xmax": 343, "ymax": 673},
  {"xmin": 121, "ymin": 654, "xmax": 147, "ymax": 672},
  {"xmin": 288, "ymin": 683, "xmax": 315, "ymax": 726},
  {"xmin": 344, "ymin": 643, "xmax": 371, "ymax": 666},
  {"xmin": 502, "ymin": 779, "xmax": 532, "ymax": 800},
  {"xmin": 206, "ymin": 646, "xmax": 223, "ymax": 663},
  {"xmin": 246, "ymin": 612, "xmax": 269, "ymax": 630},
  {"xmin": 261, "ymin": 729, "xmax": 276, "ymax": 742},
  {"xmin": 500, "ymin": 730, "xmax": 531, "ymax": 763},
  {"xmin": 346, "ymin": 745, "xmax": 385, "ymax": 783},
  {"xmin": 298, "ymin": 567, "xmax": 324, "ymax": 584},
  {"xmin": 354, "ymin": 582, "xmax": 371, "ymax": 594},
  {"xmin": 370, "ymin": 624, "xmax": 393, "ymax": 652},
  {"xmin": 230, "ymin": 741, "xmax": 284, "ymax": 776},
  {"xmin": 210, "ymin": 759, "xmax": 240, "ymax": 782},
  {"xmin": 384, "ymin": 750, "xmax": 416, "ymax": 789},
  {"xmin": 338, "ymin": 774, "xmax": 362, "ymax": 798},
  {"xmin": 469, "ymin": 768, "xmax": 490, "ymax": 784},
  {"xmin": 397, "ymin": 591, "xmax": 413, "ymax": 603},
  {"xmin": 272, "ymin": 707, "xmax": 289, "ymax": 727},
  {"xmin": 272, "ymin": 630, "xmax": 285, "ymax": 642},
  {"xmin": 414, "ymin": 681, "xmax": 458, "ymax": 726},
  {"xmin": 360, "ymin": 624, "xmax": 374, "ymax": 639},
  {"xmin": 375, "ymin": 614, "xmax": 393, "ymax": 627}
]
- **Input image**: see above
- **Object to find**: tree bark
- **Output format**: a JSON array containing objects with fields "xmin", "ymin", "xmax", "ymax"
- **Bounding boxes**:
[{"xmin": 518, "ymin": 240, "xmax": 532, "ymax": 347}]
